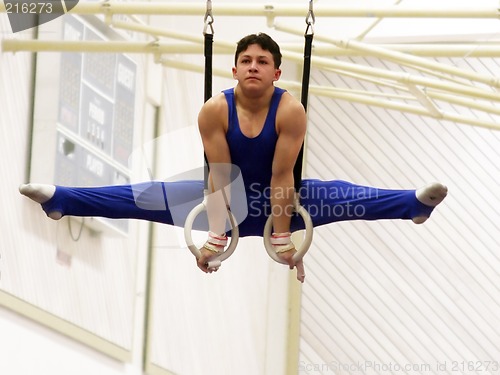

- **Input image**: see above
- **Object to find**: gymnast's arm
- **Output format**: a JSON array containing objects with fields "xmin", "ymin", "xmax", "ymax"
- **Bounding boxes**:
[
  {"xmin": 197, "ymin": 94, "xmax": 232, "ymax": 273},
  {"xmin": 272, "ymin": 93, "xmax": 307, "ymax": 282}
]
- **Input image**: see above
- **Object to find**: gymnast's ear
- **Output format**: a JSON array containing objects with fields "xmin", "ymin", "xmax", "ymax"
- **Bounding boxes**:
[{"xmin": 273, "ymin": 68, "xmax": 282, "ymax": 82}]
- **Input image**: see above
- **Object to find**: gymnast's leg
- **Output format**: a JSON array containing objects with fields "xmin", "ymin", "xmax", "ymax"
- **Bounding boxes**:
[
  {"xmin": 19, "ymin": 181, "xmax": 205, "ymax": 226},
  {"xmin": 298, "ymin": 179, "xmax": 447, "ymax": 228}
]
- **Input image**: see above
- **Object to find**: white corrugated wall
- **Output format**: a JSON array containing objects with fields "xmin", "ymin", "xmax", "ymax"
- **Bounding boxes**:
[{"xmin": 298, "ymin": 56, "xmax": 500, "ymax": 374}]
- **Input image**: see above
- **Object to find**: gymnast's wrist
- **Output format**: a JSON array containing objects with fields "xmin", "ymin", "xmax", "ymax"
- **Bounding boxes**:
[
  {"xmin": 271, "ymin": 232, "xmax": 295, "ymax": 253},
  {"xmin": 203, "ymin": 231, "xmax": 228, "ymax": 253}
]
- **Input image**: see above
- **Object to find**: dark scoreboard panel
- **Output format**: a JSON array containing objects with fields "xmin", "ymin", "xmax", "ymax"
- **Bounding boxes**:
[{"xmin": 56, "ymin": 16, "xmax": 136, "ymax": 234}]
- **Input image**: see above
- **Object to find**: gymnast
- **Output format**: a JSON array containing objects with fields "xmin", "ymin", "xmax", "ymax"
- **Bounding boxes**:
[{"xmin": 19, "ymin": 33, "xmax": 447, "ymax": 283}]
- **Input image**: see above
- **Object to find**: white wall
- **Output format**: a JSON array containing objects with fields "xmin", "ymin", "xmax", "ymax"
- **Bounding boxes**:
[
  {"xmin": 0, "ymin": 12, "xmax": 149, "ymax": 375},
  {"xmin": 0, "ymin": 307, "xmax": 133, "ymax": 375}
]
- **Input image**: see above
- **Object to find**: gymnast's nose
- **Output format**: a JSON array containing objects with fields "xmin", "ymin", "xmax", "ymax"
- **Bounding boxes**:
[{"xmin": 249, "ymin": 60, "xmax": 258, "ymax": 71}]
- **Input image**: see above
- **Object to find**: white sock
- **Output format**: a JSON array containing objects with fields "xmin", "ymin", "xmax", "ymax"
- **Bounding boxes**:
[
  {"xmin": 413, "ymin": 182, "xmax": 448, "ymax": 224},
  {"xmin": 19, "ymin": 183, "xmax": 62, "ymax": 220}
]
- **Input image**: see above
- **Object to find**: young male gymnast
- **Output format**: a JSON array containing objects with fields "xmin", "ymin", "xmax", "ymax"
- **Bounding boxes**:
[{"xmin": 20, "ymin": 33, "xmax": 447, "ymax": 283}]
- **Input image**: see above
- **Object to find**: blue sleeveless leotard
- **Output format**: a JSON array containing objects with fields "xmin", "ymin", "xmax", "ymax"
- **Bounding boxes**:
[
  {"xmin": 41, "ymin": 86, "xmax": 434, "ymax": 237},
  {"xmin": 225, "ymin": 86, "xmax": 282, "ymax": 189}
]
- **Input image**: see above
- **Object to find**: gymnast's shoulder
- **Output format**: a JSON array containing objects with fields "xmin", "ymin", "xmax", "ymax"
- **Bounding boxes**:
[
  {"xmin": 276, "ymin": 91, "xmax": 307, "ymax": 131},
  {"xmin": 198, "ymin": 93, "xmax": 228, "ymax": 132}
]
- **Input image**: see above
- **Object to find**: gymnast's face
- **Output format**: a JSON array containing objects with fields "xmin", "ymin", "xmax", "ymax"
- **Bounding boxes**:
[{"xmin": 232, "ymin": 44, "xmax": 282, "ymax": 90}]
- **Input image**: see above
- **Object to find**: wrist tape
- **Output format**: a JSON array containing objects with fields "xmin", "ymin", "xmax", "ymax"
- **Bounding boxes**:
[
  {"xmin": 203, "ymin": 231, "xmax": 228, "ymax": 253},
  {"xmin": 271, "ymin": 232, "xmax": 295, "ymax": 253}
]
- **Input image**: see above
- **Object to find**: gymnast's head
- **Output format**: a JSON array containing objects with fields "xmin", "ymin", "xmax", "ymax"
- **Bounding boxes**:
[{"xmin": 234, "ymin": 33, "xmax": 282, "ymax": 69}]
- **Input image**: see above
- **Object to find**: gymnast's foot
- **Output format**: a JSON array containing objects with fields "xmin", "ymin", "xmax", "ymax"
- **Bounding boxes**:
[
  {"xmin": 413, "ymin": 182, "xmax": 448, "ymax": 224},
  {"xmin": 19, "ymin": 183, "xmax": 62, "ymax": 220}
]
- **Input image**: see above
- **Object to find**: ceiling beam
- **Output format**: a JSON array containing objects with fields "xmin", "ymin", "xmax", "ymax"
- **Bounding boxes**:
[{"xmin": 1, "ymin": 2, "xmax": 499, "ymax": 18}]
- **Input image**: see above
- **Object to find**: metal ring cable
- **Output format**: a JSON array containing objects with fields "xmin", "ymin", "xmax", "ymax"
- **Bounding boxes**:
[
  {"xmin": 185, "ymin": 0, "xmax": 239, "ymax": 269},
  {"xmin": 203, "ymin": 0, "xmax": 214, "ymax": 190},
  {"xmin": 264, "ymin": 0, "xmax": 315, "ymax": 265},
  {"xmin": 293, "ymin": 0, "xmax": 315, "ymax": 193}
]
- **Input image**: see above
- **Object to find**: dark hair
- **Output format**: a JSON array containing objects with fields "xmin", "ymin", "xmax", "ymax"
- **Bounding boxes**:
[{"xmin": 234, "ymin": 33, "xmax": 282, "ymax": 68}]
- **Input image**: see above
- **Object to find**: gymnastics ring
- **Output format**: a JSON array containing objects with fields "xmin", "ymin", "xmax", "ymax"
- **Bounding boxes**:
[
  {"xmin": 263, "ymin": 197, "xmax": 313, "ymax": 265},
  {"xmin": 184, "ymin": 200, "xmax": 239, "ymax": 270}
]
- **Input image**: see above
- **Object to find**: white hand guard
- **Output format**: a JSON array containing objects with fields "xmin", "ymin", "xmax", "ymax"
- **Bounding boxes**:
[
  {"xmin": 270, "ymin": 232, "xmax": 295, "ymax": 253},
  {"xmin": 203, "ymin": 231, "xmax": 228, "ymax": 253}
]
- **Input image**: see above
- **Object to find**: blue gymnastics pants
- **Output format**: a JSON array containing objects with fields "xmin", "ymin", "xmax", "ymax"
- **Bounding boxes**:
[{"xmin": 41, "ymin": 179, "xmax": 434, "ymax": 237}]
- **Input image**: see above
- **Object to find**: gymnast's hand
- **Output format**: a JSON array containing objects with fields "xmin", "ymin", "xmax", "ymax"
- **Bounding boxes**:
[
  {"xmin": 196, "ymin": 247, "xmax": 220, "ymax": 274},
  {"xmin": 277, "ymin": 247, "xmax": 306, "ymax": 283}
]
